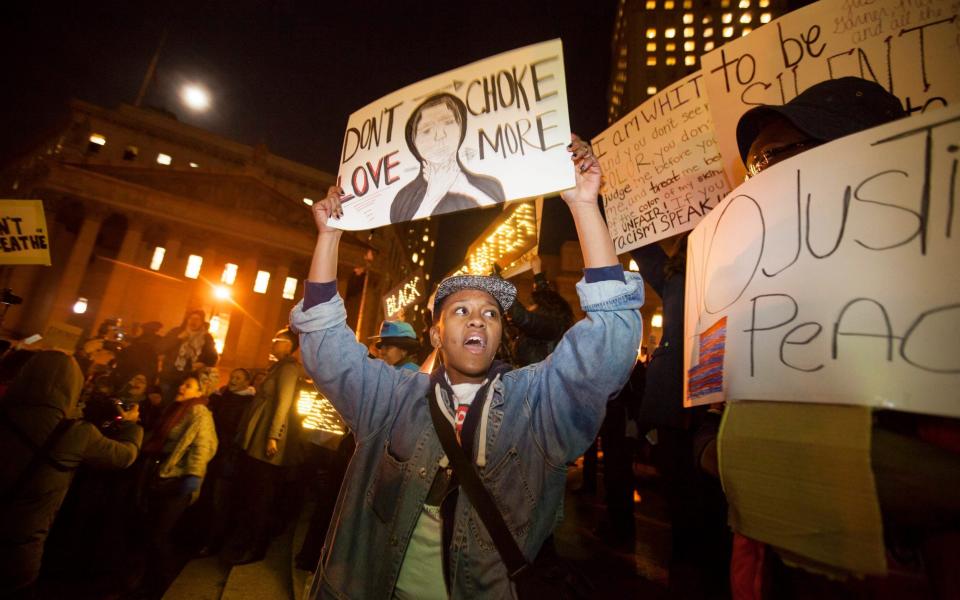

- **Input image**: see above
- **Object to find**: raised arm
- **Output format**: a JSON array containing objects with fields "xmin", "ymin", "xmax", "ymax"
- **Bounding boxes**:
[{"xmin": 526, "ymin": 136, "xmax": 645, "ymax": 466}]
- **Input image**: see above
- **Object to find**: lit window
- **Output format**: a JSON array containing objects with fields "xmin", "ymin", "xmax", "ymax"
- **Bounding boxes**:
[
  {"xmin": 760, "ymin": 12, "xmax": 771, "ymax": 22},
  {"xmin": 303, "ymin": 197, "xmax": 314, "ymax": 206},
  {"xmin": 666, "ymin": 56, "xmax": 677, "ymax": 65},
  {"xmin": 665, "ymin": 28, "xmax": 676, "ymax": 38},
  {"xmin": 646, "ymin": 28, "xmax": 656, "ymax": 38},
  {"xmin": 704, "ymin": 40, "xmax": 715, "ymax": 51},
  {"xmin": 702, "ymin": 15, "xmax": 713, "ymax": 23},
  {"xmin": 422, "ymin": 234, "xmax": 429, "ymax": 242},
  {"xmin": 185, "ymin": 255, "xmax": 203, "ymax": 279},
  {"xmin": 89, "ymin": 134, "xmax": 106, "ymax": 146},
  {"xmin": 684, "ymin": 40, "xmax": 696, "ymax": 51},
  {"xmin": 418, "ymin": 259, "xmax": 424, "ymax": 266},
  {"xmin": 651, "ymin": 313, "xmax": 663, "ymax": 328},
  {"xmin": 722, "ymin": 0, "xmax": 731, "ymax": 6},
  {"xmin": 683, "ymin": 13, "xmax": 693, "ymax": 23},
  {"xmin": 739, "ymin": 0, "xmax": 750, "ymax": 6},
  {"xmin": 430, "ymin": 241, "xmax": 435, "ymax": 247},
  {"xmin": 156, "ymin": 153, "xmax": 172, "ymax": 165},
  {"xmin": 73, "ymin": 297, "xmax": 88, "ymax": 314},
  {"xmin": 646, "ymin": 42, "xmax": 657, "ymax": 51},
  {"xmin": 647, "ymin": 86, "xmax": 658, "ymax": 94},
  {"xmin": 685, "ymin": 55, "xmax": 696, "ymax": 65},
  {"xmin": 741, "ymin": 13, "xmax": 752, "ymax": 23},
  {"xmin": 253, "ymin": 270, "xmax": 270, "ymax": 294},
  {"xmin": 684, "ymin": 27, "xmax": 694, "ymax": 37},
  {"xmin": 759, "ymin": 0, "xmax": 769, "ymax": 5},
  {"xmin": 647, "ymin": 56, "xmax": 657, "ymax": 66},
  {"xmin": 282, "ymin": 276, "xmax": 298, "ymax": 300},
  {"xmin": 666, "ymin": 42, "xmax": 677, "ymax": 51},
  {"xmin": 723, "ymin": 26, "xmax": 735, "ymax": 37},
  {"xmin": 683, "ymin": 0, "xmax": 692, "ymax": 7},
  {"xmin": 664, "ymin": 0, "xmax": 674, "ymax": 7},
  {"xmin": 742, "ymin": 26, "xmax": 753, "ymax": 35},
  {"xmin": 722, "ymin": 13, "xmax": 733, "ymax": 23},
  {"xmin": 704, "ymin": 27, "xmax": 714, "ymax": 36},
  {"xmin": 412, "ymin": 252, "xmax": 419, "ymax": 263},
  {"xmin": 221, "ymin": 263, "xmax": 238, "ymax": 285},
  {"xmin": 123, "ymin": 146, "xmax": 138, "ymax": 160},
  {"xmin": 149, "ymin": 246, "xmax": 165, "ymax": 271},
  {"xmin": 646, "ymin": 0, "xmax": 655, "ymax": 7},
  {"xmin": 189, "ymin": 161, "xmax": 199, "ymax": 168}
]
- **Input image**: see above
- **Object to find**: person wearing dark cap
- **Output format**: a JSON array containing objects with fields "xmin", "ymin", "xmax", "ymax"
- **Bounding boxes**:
[
  {"xmin": 225, "ymin": 327, "xmax": 302, "ymax": 565},
  {"xmin": 721, "ymin": 77, "xmax": 960, "ymax": 596},
  {"xmin": 114, "ymin": 321, "xmax": 164, "ymax": 386},
  {"xmin": 370, "ymin": 320, "xmax": 421, "ymax": 371},
  {"xmin": 292, "ymin": 135, "xmax": 644, "ymax": 599}
]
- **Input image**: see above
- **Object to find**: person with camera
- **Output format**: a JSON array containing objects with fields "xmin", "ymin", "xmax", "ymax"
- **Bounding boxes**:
[{"xmin": 0, "ymin": 351, "xmax": 142, "ymax": 596}]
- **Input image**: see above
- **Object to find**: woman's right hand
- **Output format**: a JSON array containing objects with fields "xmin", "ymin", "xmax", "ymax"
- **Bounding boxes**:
[{"xmin": 313, "ymin": 185, "xmax": 345, "ymax": 235}]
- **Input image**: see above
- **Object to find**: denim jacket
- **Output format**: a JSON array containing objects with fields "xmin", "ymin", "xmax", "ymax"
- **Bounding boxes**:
[{"xmin": 291, "ymin": 272, "xmax": 644, "ymax": 599}]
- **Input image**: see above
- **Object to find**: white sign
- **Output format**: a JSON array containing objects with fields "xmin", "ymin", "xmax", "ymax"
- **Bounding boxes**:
[
  {"xmin": 593, "ymin": 72, "xmax": 730, "ymax": 253},
  {"xmin": 683, "ymin": 106, "xmax": 960, "ymax": 417},
  {"xmin": 333, "ymin": 39, "xmax": 574, "ymax": 230},
  {"xmin": 700, "ymin": 0, "xmax": 960, "ymax": 184},
  {"xmin": 0, "ymin": 200, "xmax": 51, "ymax": 265}
]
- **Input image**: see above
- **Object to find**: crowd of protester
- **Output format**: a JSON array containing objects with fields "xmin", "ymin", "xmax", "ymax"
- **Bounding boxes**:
[{"xmin": 1, "ymin": 76, "xmax": 958, "ymax": 600}]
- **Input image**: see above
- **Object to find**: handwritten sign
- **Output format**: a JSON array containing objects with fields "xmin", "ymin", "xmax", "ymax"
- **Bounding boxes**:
[
  {"xmin": 382, "ymin": 271, "xmax": 425, "ymax": 319},
  {"xmin": 594, "ymin": 72, "xmax": 730, "ymax": 252},
  {"xmin": 683, "ymin": 106, "xmax": 960, "ymax": 417},
  {"xmin": 700, "ymin": 0, "xmax": 960, "ymax": 184},
  {"xmin": 333, "ymin": 39, "xmax": 574, "ymax": 230},
  {"xmin": 0, "ymin": 200, "xmax": 50, "ymax": 265}
]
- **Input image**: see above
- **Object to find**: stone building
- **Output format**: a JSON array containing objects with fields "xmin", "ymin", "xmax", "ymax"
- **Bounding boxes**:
[{"xmin": 0, "ymin": 100, "xmax": 413, "ymax": 370}]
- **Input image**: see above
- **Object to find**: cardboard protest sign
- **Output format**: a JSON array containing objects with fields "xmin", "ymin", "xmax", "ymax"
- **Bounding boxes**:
[
  {"xmin": 700, "ymin": 0, "xmax": 960, "ymax": 184},
  {"xmin": 0, "ymin": 200, "xmax": 51, "ymax": 265},
  {"xmin": 334, "ymin": 39, "xmax": 573, "ymax": 230},
  {"xmin": 683, "ymin": 105, "xmax": 960, "ymax": 417},
  {"xmin": 593, "ymin": 72, "xmax": 729, "ymax": 253}
]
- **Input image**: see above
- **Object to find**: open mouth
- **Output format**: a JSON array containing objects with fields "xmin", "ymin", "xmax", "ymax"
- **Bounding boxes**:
[{"xmin": 464, "ymin": 333, "xmax": 486, "ymax": 353}]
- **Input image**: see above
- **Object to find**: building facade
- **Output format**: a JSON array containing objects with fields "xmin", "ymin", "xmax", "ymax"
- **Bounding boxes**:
[
  {"xmin": 0, "ymin": 100, "xmax": 411, "ymax": 371},
  {"xmin": 608, "ymin": 0, "xmax": 788, "ymax": 123}
]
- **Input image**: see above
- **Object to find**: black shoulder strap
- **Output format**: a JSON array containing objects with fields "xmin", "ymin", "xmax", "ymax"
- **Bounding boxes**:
[
  {"xmin": 428, "ymin": 392, "xmax": 531, "ymax": 579},
  {"xmin": 0, "ymin": 414, "xmax": 76, "ymax": 502}
]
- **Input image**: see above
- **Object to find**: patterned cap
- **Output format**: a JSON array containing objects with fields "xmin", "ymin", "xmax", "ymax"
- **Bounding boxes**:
[{"xmin": 432, "ymin": 275, "xmax": 516, "ymax": 315}]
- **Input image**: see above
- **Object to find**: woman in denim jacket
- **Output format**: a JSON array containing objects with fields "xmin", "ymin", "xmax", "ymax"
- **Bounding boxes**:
[{"xmin": 291, "ymin": 135, "xmax": 644, "ymax": 599}]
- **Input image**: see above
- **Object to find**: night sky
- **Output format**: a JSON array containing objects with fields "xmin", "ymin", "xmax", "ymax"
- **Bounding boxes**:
[
  {"xmin": 1, "ymin": 1, "xmax": 616, "ymax": 173},
  {"xmin": 1, "ymin": 0, "xmax": 617, "ymax": 273}
]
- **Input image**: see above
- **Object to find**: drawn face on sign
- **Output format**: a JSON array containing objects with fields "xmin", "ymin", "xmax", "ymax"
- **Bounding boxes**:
[{"xmin": 412, "ymin": 101, "xmax": 463, "ymax": 164}]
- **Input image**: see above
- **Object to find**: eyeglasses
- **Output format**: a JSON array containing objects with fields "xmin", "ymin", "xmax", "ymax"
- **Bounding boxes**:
[{"xmin": 746, "ymin": 139, "xmax": 818, "ymax": 178}]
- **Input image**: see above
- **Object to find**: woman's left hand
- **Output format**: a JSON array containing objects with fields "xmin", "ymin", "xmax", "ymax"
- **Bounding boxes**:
[{"xmin": 560, "ymin": 134, "xmax": 601, "ymax": 207}]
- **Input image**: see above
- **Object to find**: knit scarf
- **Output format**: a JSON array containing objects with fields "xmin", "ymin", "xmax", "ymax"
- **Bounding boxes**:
[{"xmin": 143, "ymin": 396, "xmax": 208, "ymax": 453}]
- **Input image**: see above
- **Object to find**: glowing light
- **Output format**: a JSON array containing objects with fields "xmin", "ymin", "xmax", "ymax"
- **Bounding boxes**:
[
  {"xmin": 214, "ymin": 339, "xmax": 225, "ymax": 354},
  {"xmin": 722, "ymin": 13, "xmax": 733, "ymax": 23},
  {"xmin": 740, "ymin": 13, "xmax": 752, "ymax": 23},
  {"xmin": 760, "ymin": 12, "xmax": 771, "ymax": 22},
  {"xmin": 72, "ymin": 297, "xmax": 88, "ymax": 314},
  {"xmin": 213, "ymin": 285, "xmax": 231, "ymax": 300},
  {"xmin": 149, "ymin": 246, "xmax": 165, "ymax": 271},
  {"xmin": 88, "ymin": 134, "xmax": 106, "ymax": 146},
  {"xmin": 298, "ymin": 388, "xmax": 347, "ymax": 434},
  {"xmin": 283, "ymin": 276, "xmax": 298, "ymax": 300},
  {"xmin": 209, "ymin": 315, "xmax": 222, "ymax": 334},
  {"xmin": 185, "ymin": 255, "xmax": 203, "ymax": 279},
  {"xmin": 723, "ymin": 26, "xmax": 735, "ymax": 37},
  {"xmin": 181, "ymin": 84, "xmax": 211, "ymax": 111},
  {"xmin": 684, "ymin": 27, "xmax": 694, "ymax": 37},
  {"xmin": 705, "ymin": 41, "xmax": 715, "ymax": 51},
  {"xmin": 646, "ymin": 28, "xmax": 656, "ymax": 38},
  {"xmin": 704, "ymin": 27, "xmax": 714, "ymax": 37},
  {"xmin": 411, "ymin": 253, "xmax": 419, "ymax": 263},
  {"xmin": 739, "ymin": 0, "xmax": 750, "ymax": 6},
  {"xmin": 221, "ymin": 263, "xmax": 238, "ymax": 285},
  {"xmin": 646, "ymin": 42, "xmax": 656, "ymax": 51},
  {"xmin": 666, "ymin": 56, "xmax": 677, "ymax": 65},
  {"xmin": 254, "ymin": 270, "xmax": 270, "ymax": 294},
  {"xmin": 652, "ymin": 314, "xmax": 663, "ymax": 328},
  {"xmin": 685, "ymin": 55, "xmax": 696, "ymax": 65},
  {"xmin": 684, "ymin": 41, "xmax": 696, "ymax": 51},
  {"xmin": 189, "ymin": 162, "xmax": 199, "ymax": 168},
  {"xmin": 683, "ymin": 13, "xmax": 693, "ymax": 23},
  {"xmin": 303, "ymin": 197, "xmax": 314, "ymax": 206},
  {"xmin": 156, "ymin": 153, "xmax": 172, "ymax": 165},
  {"xmin": 629, "ymin": 259, "xmax": 639, "ymax": 271},
  {"xmin": 741, "ymin": 27, "xmax": 753, "ymax": 35},
  {"xmin": 665, "ymin": 28, "xmax": 676, "ymax": 38},
  {"xmin": 646, "ymin": 86, "xmax": 657, "ymax": 95},
  {"xmin": 647, "ymin": 56, "xmax": 657, "ymax": 66}
]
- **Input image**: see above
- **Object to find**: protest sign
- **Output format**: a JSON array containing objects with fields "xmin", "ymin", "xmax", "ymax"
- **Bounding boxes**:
[
  {"xmin": 333, "ymin": 39, "xmax": 573, "ymax": 230},
  {"xmin": 683, "ymin": 105, "xmax": 960, "ymax": 417},
  {"xmin": 0, "ymin": 200, "xmax": 51, "ymax": 265},
  {"xmin": 382, "ymin": 270, "xmax": 425, "ymax": 319},
  {"xmin": 593, "ymin": 72, "xmax": 730, "ymax": 253},
  {"xmin": 700, "ymin": 0, "xmax": 960, "ymax": 184}
]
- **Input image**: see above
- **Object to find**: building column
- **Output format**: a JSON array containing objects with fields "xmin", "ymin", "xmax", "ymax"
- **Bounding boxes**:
[
  {"xmin": 91, "ymin": 216, "xmax": 144, "ymax": 328},
  {"xmin": 46, "ymin": 209, "xmax": 105, "ymax": 331},
  {"xmin": 221, "ymin": 255, "xmax": 259, "ymax": 367},
  {"xmin": 256, "ymin": 263, "xmax": 290, "ymax": 355}
]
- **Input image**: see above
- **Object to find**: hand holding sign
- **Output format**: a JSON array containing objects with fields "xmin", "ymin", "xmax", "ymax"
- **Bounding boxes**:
[
  {"xmin": 560, "ymin": 135, "xmax": 601, "ymax": 208},
  {"xmin": 313, "ymin": 186, "xmax": 345, "ymax": 235}
]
